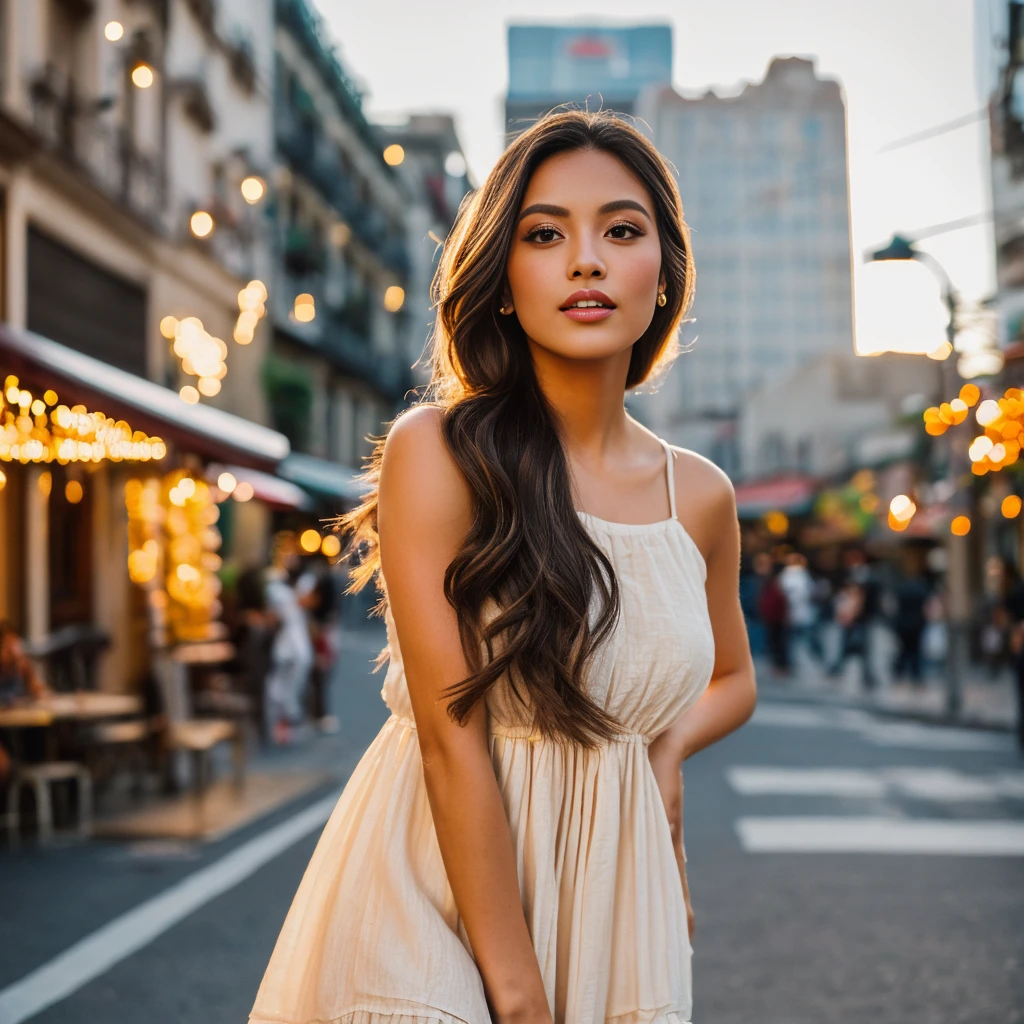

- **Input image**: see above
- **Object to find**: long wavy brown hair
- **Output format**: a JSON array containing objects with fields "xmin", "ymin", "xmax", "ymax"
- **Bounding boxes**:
[{"xmin": 339, "ymin": 110, "xmax": 696, "ymax": 746}]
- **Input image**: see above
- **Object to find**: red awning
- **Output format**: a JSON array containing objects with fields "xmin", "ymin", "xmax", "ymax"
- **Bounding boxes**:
[
  {"xmin": 0, "ymin": 325, "xmax": 289, "ymax": 471},
  {"xmin": 734, "ymin": 475, "xmax": 818, "ymax": 518}
]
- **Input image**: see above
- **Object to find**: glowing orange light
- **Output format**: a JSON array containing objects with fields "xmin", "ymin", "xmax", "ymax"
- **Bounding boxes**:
[
  {"xmin": 321, "ymin": 534, "xmax": 341, "ymax": 557},
  {"xmin": 951, "ymin": 515, "xmax": 971, "ymax": 536},
  {"xmin": 65, "ymin": 480, "xmax": 84, "ymax": 504},
  {"xmin": 190, "ymin": 211, "xmax": 214, "ymax": 238},
  {"xmin": 300, "ymin": 529, "xmax": 321, "ymax": 553},
  {"xmin": 131, "ymin": 63, "xmax": 154, "ymax": 89},
  {"xmin": 1002, "ymin": 495, "xmax": 1022, "ymax": 519}
]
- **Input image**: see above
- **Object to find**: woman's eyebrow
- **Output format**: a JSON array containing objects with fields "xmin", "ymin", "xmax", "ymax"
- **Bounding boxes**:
[
  {"xmin": 598, "ymin": 199, "xmax": 651, "ymax": 220},
  {"xmin": 516, "ymin": 199, "xmax": 652, "ymax": 223},
  {"xmin": 517, "ymin": 202, "xmax": 570, "ymax": 222}
]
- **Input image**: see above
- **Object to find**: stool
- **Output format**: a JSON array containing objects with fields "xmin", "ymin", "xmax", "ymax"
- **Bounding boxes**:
[{"xmin": 5, "ymin": 762, "xmax": 93, "ymax": 844}]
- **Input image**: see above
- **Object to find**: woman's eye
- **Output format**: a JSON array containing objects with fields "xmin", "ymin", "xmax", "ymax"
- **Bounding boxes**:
[
  {"xmin": 607, "ymin": 222, "xmax": 642, "ymax": 239},
  {"xmin": 525, "ymin": 226, "xmax": 560, "ymax": 243}
]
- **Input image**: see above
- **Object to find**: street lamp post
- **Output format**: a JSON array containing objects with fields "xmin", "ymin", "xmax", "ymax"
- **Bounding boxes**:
[{"xmin": 865, "ymin": 235, "xmax": 969, "ymax": 717}]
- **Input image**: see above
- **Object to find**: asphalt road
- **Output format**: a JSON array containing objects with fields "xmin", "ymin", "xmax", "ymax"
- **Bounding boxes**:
[{"xmin": 1, "ymin": 634, "xmax": 1022, "ymax": 1024}]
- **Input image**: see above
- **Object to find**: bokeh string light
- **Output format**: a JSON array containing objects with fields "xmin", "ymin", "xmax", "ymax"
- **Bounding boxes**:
[
  {"xmin": 234, "ymin": 280, "xmax": 268, "ymax": 344},
  {"xmin": 0, "ymin": 375, "xmax": 165, "ymax": 464}
]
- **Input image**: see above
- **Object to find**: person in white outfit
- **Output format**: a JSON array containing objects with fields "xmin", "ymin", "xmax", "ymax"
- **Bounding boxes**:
[{"xmin": 263, "ymin": 534, "xmax": 314, "ymax": 744}]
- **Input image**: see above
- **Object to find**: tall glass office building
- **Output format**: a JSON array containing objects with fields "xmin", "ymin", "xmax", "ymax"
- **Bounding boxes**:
[
  {"xmin": 505, "ymin": 24, "xmax": 672, "ymax": 136},
  {"xmin": 635, "ymin": 57, "xmax": 855, "ymax": 475}
]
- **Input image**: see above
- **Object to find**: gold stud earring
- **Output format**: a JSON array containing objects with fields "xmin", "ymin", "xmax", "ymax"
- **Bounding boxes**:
[
  {"xmin": 657, "ymin": 291, "xmax": 667, "ymax": 307},
  {"xmin": 499, "ymin": 303, "xmax": 513, "ymax": 315}
]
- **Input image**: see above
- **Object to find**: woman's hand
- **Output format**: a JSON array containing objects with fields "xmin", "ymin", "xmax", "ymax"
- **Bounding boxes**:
[{"xmin": 647, "ymin": 739, "xmax": 694, "ymax": 940}]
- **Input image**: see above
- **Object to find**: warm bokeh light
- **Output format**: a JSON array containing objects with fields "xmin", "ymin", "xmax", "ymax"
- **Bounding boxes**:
[
  {"xmin": 383, "ymin": 144, "xmax": 405, "ymax": 166},
  {"xmin": 240, "ymin": 176, "xmax": 265, "ymax": 204},
  {"xmin": 763, "ymin": 509, "xmax": 789, "ymax": 535},
  {"xmin": 300, "ymin": 528, "xmax": 322, "ymax": 553},
  {"xmin": 1002, "ymin": 495, "xmax": 1022, "ymax": 519},
  {"xmin": 190, "ymin": 210, "xmax": 214, "ymax": 238},
  {"xmin": 198, "ymin": 376, "xmax": 221, "ymax": 397},
  {"xmin": 160, "ymin": 315, "xmax": 179, "ymax": 339},
  {"xmin": 0, "ymin": 470, "xmax": 6, "ymax": 491},
  {"xmin": 104, "ymin": 20, "xmax": 124, "ymax": 42},
  {"xmin": 889, "ymin": 494, "xmax": 916, "ymax": 523},
  {"xmin": 217, "ymin": 472, "xmax": 237, "ymax": 494},
  {"xmin": 969, "ymin": 435, "xmax": 994, "ymax": 462},
  {"xmin": 950, "ymin": 515, "xmax": 971, "ymax": 536},
  {"xmin": 926, "ymin": 341, "xmax": 953, "ymax": 361},
  {"xmin": 131, "ymin": 63, "xmax": 154, "ymax": 89},
  {"xmin": 233, "ymin": 480, "xmax": 254, "ymax": 502},
  {"xmin": 383, "ymin": 285, "xmax": 405, "ymax": 312},
  {"xmin": 959, "ymin": 383, "xmax": 981, "ymax": 406},
  {"xmin": 976, "ymin": 399, "xmax": 1002, "ymax": 427},
  {"xmin": 321, "ymin": 534, "xmax": 342, "ymax": 557},
  {"xmin": 887, "ymin": 510, "xmax": 911, "ymax": 532},
  {"xmin": 854, "ymin": 259, "xmax": 950, "ymax": 356},
  {"xmin": 293, "ymin": 293, "xmax": 316, "ymax": 322},
  {"xmin": 0, "ymin": 383, "xmax": 164, "ymax": 464},
  {"xmin": 179, "ymin": 385, "xmax": 200, "ymax": 404},
  {"xmin": 65, "ymin": 480, "xmax": 84, "ymax": 504},
  {"xmin": 331, "ymin": 222, "xmax": 352, "ymax": 248}
]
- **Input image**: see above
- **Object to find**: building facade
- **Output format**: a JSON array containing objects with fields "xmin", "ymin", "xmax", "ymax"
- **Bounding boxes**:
[
  {"xmin": 635, "ymin": 57, "xmax": 855, "ymax": 476},
  {"xmin": 0, "ymin": 0, "xmax": 286, "ymax": 689},
  {"xmin": 270, "ymin": 0, "xmax": 413, "ymax": 479},
  {"xmin": 505, "ymin": 23, "xmax": 672, "ymax": 137},
  {"xmin": 374, "ymin": 114, "xmax": 472, "ymax": 387}
]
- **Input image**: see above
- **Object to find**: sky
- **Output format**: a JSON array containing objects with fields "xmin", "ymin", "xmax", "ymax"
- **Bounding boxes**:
[{"xmin": 320, "ymin": 0, "xmax": 994, "ymax": 312}]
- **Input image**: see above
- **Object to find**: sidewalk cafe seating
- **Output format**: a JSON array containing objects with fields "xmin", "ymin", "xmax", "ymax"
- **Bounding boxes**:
[
  {"xmin": 154, "ymin": 645, "xmax": 247, "ymax": 831},
  {"xmin": 5, "ymin": 760, "xmax": 92, "ymax": 844}
]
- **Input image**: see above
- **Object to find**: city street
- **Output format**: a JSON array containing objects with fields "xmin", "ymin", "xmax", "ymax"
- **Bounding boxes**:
[{"xmin": 1, "ymin": 631, "xmax": 1021, "ymax": 1024}]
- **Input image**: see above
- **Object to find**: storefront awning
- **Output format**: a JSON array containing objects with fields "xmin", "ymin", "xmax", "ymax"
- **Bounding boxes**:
[
  {"xmin": 277, "ymin": 451, "xmax": 368, "ymax": 503},
  {"xmin": 0, "ymin": 326, "xmax": 290, "ymax": 471},
  {"xmin": 734, "ymin": 474, "xmax": 817, "ymax": 518},
  {"xmin": 205, "ymin": 464, "xmax": 313, "ymax": 511}
]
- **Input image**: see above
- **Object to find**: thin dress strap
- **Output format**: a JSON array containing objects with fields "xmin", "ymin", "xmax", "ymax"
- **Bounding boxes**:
[{"xmin": 660, "ymin": 439, "xmax": 677, "ymax": 522}]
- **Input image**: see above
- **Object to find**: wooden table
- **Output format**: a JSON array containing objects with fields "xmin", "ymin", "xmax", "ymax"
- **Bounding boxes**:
[{"xmin": 0, "ymin": 692, "xmax": 141, "ymax": 728}]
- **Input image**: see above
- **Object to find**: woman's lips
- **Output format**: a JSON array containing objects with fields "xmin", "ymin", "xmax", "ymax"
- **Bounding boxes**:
[{"xmin": 561, "ymin": 306, "xmax": 614, "ymax": 322}]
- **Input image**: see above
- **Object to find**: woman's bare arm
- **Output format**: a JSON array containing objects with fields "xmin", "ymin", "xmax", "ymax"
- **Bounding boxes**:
[
  {"xmin": 654, "ymin": 452, "xmax": 757, "ymax": 764},
  {"xmin": 378, "ymin": 406, "xmax": 551, "ymax": 1024},
  {"xmin": 648, "ymin": 453, "xmax": 756, "ymax": 933}
]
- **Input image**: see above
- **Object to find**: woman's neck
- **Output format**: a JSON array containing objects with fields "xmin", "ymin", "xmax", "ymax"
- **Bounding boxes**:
[{"xmin": 528, "ymin": 340, "xmax": 633, "ymax": 460}]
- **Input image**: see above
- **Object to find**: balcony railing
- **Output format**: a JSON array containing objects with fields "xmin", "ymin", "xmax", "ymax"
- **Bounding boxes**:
[{"xmin": 28, "ymin": 67, "xmax": 161, "ymax": 225}]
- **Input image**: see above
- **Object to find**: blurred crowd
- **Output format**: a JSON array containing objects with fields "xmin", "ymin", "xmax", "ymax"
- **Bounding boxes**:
[
  {"xmin": 742, "ymin": 543, "xmax": 1024, "ymax": 743},
  {"xmin": 224, "ymin": 530, "xmax": 349, "ymax": 748}
]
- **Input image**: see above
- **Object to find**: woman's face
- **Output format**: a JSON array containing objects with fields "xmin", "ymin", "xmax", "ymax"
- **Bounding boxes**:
[{"xmin": 505, "ymin": 148, "xmax": 664, "ymax": 365}]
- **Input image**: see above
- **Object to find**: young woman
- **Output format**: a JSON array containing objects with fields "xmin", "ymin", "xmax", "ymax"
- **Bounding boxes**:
[{"xmin": 250, "ymin": 110, "xmax": 756, "ymax": 1024}]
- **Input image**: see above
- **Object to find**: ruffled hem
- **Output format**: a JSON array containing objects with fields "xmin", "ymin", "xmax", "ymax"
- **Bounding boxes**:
[
  {"xmin": 250, "ymin": 1011, "xmax": 468, "ymax": 1024},
  {"xmin": 250, "ymin": 1009, "xmax": 690, "ymax": 1024}
]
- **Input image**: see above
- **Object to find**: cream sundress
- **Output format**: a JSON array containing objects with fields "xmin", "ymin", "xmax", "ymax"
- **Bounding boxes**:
[{"xmin": 250, "ymin": 439, "xmax": 715, "ymax": 1024}]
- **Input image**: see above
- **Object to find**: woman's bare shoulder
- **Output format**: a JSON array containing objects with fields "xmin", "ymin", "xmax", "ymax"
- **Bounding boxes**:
[
  {"xmin": 668, "ymin": 445, "xmax": 735, "ymax": 509},
  {"xmin": 380, "ymin": 404, "xmax": 473, "ymax": 529},
  {"xmin": 665, "ymin": 444, "xmax": 737, "ymax": 561}
]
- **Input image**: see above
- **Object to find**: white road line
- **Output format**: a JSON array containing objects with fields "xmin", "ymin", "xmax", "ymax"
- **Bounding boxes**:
[
  {"xmin": 727, "ymin": 767, "xmax": 886, "ymax": 797},
  {"xmin": 749, "ymin": 703, "xmax": 1012, "ymax": 751},
  {"xmin": 736, "ymin": 816, "xmax": 1024, "ymax": 855},
  {"xmin": 0, "ymin": 789, "xmax": 341, "ymax": 1024},
  {"xmin": 726, "ymin": 766, "xmax": 1024, "ymax": 803}
]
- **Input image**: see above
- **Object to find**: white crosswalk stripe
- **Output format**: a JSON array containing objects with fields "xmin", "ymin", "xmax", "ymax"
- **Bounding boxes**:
[
  {"xmin": 729, "ymin": 704, "xmax": 1024, "ymax": 855},
  {"xmin": 726, "ymin": 766, "xmax": 1024, "ymax": 803},
  {"xmin": 735, "ymin": 817, "xmax": 1024, "ymax": 855},
  {"xmin": 748, "ymin": 703, "xmax": 1013, "ymax": 751}
]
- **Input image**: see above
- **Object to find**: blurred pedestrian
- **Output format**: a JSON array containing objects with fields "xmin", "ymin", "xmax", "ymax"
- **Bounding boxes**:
[
  {"xmin": 0, "ymin": 621, "xmax": 51, "ymax": 783},
  {"xmin": 828, "ymin": 549, "xmax": 878, "ymax": 690},
  {"xmin": 779, "ymin": 552, "xmax": 817, "ymax": 672},
  {"xmin": 891, "ymin": 564, "xmax": 930, "ymax": 685},
  {"xmin": 264, "ymin": 533, "xmax": 314, "ymax": 745},
  {"xmin": 758, "ymin": 558, "xmax": 790, "ymax": 676}
]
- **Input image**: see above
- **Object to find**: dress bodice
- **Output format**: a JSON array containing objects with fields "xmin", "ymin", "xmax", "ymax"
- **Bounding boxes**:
[{"xmin": 380, "ymin": 443, "xmax": 714, "ymax": 745}]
